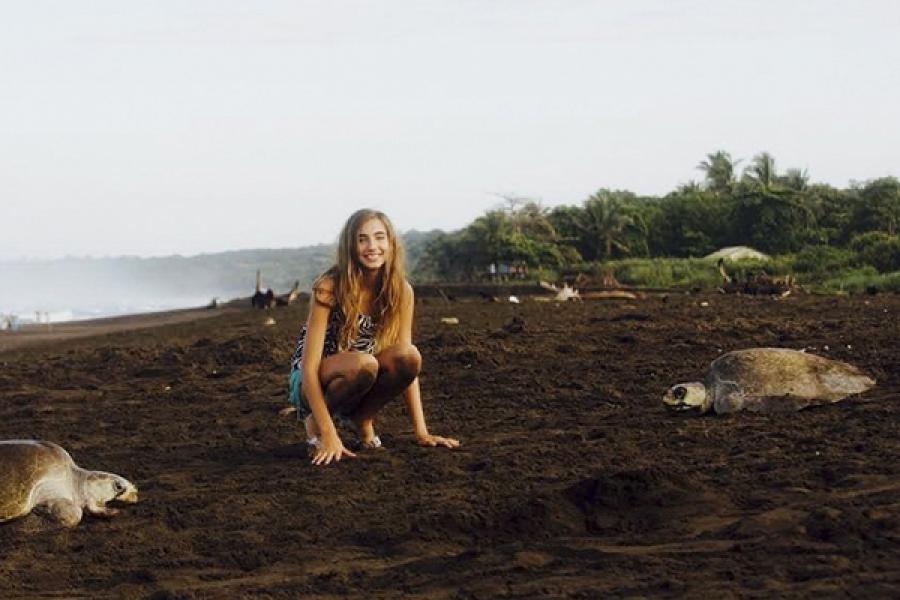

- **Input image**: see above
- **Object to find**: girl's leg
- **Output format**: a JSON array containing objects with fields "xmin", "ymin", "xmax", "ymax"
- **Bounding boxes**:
[
  {"xmin": 350, "ymin": 344, "xmax": 422, "ymax": 442},
  {"xmin": 303, "ymin": 352, "xmax": 379, "ymax": 439}
]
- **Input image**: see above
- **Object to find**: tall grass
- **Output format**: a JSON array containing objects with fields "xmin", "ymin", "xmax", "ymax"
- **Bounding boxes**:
[
  {"xmin": 558, "ymin": 256, "xmax": 900, "ymax": 293},
  {"xmin": 818, "ymin": 269, "xmax": 900, "ymax": 294},
  {"xmin": 604, "ymin": 258, "xmax": 721, "ymax": 289}
]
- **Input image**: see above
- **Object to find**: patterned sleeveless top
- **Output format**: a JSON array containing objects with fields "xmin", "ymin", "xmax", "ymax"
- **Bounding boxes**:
[{"xmin": 290, "ymin": 309, "xmax": 377, "ymax": 371}]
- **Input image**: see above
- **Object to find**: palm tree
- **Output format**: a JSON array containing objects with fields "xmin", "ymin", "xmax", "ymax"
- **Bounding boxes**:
[
  {"xmin": 697, "ymin": 151, "xmax": 739, "ymax": 195},
  {"xmin": 577, "ymin": 192, "xmax": 637, "ymax": 260},
  {"xmin": 677, "ymin": 180, "xmax": 703, "ymax": 194},
  {"xmin": 743, "ymin": 152, "xmax": 777, "ymax": 189},
  {"xmin": 780, "ymin": 168, "xmax": 810, "ymax": 191}
]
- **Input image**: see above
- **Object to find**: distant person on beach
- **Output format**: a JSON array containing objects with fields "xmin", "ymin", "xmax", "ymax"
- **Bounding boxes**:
[{"xmin": 286, "ymin": 209, "xmax": 460, "ymax": 466}]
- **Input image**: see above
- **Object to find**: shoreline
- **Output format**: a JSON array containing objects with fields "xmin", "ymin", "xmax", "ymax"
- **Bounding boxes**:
[
  {"xmin": 0, "ymin": 281, "xmax": 883, "ymax": 354},
  {"xmin": 0, "ymin": 304, "xmax": 237, "ymax": 353}
]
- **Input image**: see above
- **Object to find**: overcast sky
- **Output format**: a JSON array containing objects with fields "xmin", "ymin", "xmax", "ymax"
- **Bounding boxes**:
[{"xmin": 2, "ymin": 0, "xmax": 898, "ymax": 260}]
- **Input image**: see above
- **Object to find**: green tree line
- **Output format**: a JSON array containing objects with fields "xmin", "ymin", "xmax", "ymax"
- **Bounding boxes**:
[{"xmin": 418, "ymin": 151, "xmax": 900, "ymax": 281}]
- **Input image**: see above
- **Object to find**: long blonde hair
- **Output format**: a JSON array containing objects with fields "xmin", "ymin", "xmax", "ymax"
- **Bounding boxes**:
[{"xmin": 316, "ymin": 209, "xmax": 407, "ymax": 352}]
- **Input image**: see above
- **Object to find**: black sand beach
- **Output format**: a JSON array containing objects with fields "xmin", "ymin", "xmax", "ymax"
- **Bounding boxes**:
[{"xmin": 1, "ymin": 292, "xmax": 898, "ymax": 598}]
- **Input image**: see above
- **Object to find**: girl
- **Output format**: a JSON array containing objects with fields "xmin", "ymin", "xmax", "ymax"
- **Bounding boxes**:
[{"xmin": 288, "ymin": 209, "xmax": 460, "ymax": 466}]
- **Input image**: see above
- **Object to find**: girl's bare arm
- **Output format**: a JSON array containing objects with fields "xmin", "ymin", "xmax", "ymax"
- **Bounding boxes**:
[
  {"xmin": 301, "ymin": 278, "xmax": 354, "ymax": 464},
  {"xmin": 399, "ymin": 282, "xmax": 460, "ymax": 448}
]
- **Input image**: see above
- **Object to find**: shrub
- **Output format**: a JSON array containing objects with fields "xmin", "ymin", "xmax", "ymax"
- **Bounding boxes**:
[
  {"xmin": 850, "ymin": 233, "xmax": 900, "ymax": 273},
  {"xmin": 791, "ymin": 245, "xmax": 857, "ymax": 276},
  {"xmin": 607, "ymin": 258, "xmax": 721, "ymax": 289},
  {"xmin": 552, "ymin": 255, "xmax": 899, "ymax": 294},
  {"xmin": 819, "ymin": 268, "xmax": 900, "ymax": 294}
]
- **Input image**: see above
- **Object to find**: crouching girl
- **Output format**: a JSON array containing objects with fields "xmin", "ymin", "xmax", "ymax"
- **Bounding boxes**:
[{"xmin": 287, "ymin": 209, "xmax": 459, "ymax": 466}]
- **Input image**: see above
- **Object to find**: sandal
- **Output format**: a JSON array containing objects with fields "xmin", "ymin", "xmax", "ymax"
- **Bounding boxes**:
[
  {"xmin": 278, "ymin": 406, "xmax": 297, "ymax": 417},
  {"xmin": 361, "ymin": 435, "xmax": 382, "ymax": 450}
]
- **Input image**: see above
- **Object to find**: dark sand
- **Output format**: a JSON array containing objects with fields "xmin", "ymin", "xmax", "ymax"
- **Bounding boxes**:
[
  {"xmin": 0, "ymin": 292, "xmax": 898, "ymax": 598},
  {"xmin": 0, "ymin": 306, "xmax": 234, "ymax": 354}
]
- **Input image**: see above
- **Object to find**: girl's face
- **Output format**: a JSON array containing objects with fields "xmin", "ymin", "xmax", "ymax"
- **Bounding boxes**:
[{"xmin": 355, "ymin": 217, "xmax": 391, "ymax": 271}]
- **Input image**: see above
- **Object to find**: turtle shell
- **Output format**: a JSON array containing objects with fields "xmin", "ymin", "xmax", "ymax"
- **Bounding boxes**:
[
  {"xmin": 705, "ymin": 348, "xmax": 875, "ymax": 413},
  {"xmin": 0, "ymin": 441, "xmax": 72, "ymax": 521}
]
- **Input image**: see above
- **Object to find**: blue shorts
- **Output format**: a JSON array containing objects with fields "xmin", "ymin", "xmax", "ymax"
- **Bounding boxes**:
[
  {"xmin": 288, "ymin": 368, "xmax": 354, "ymax": 420},
  {"xmin": 288, "ymin": 368, "xmax": 310, "ymax": 418}
]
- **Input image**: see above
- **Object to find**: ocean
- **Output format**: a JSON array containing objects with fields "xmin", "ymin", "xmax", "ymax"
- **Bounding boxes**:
[{"xmin": 0, "ymin": 296, "xmax": 223, "ymax": 329}]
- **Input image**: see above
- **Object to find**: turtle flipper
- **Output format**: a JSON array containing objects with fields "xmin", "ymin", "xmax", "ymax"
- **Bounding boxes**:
[
  {"xmin": 720, "ymin": 393, "xmax": 822, "ymax": 414},
  {"xmin": 710, "ymin": 377, "xmax": 815, "ymax": 414},
  {"xmin": 40, "ymin": 499, "xmax": 83, "ymax": 528},
  {"xmin": 714, "ymin": 393, "xmax": 742, "ymax": 413},
  {"xmin": 711, "ymin": 380, "xmax": 744, "ymax": 414}
]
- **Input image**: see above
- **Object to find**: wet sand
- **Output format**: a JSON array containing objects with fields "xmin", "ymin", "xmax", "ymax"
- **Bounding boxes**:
[
  {"xmin": 0, "ymin": 306, "xmax": 234, "ymax": 353},
  {"xmin": 0, "ymin": 292, "xmax": 898, "ymax": 598}
]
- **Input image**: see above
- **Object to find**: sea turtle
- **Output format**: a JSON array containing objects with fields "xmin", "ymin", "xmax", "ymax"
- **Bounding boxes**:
[
  {"xmin": 663, "ymin": 348, "xmax": 876, "ymax": 415},
  {"xmin": 0, "ymin": 440, "xmax": 138, "ymax": 528}
]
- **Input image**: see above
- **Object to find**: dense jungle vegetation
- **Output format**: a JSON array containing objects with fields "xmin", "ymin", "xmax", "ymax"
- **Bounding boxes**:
[
  {"xmin": 5, "ymin": 151, "xmax": 897, "ymax": 302},
  {"xmin": 416, "ymin": 151, "xmax": 900, "ymax": 292}
]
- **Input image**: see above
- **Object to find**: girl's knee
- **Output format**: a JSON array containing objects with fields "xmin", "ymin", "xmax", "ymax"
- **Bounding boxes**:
[
  {"xmin": 353, "ymin": 353, "xmax": 380, "ymax": 386},
  {"xmin": 333, "ymin": 354, "xmax": 378, "ymax": 396},
  {"xmin": 392, "ymin": 344, "xmax": 421, "ymax": 378}
]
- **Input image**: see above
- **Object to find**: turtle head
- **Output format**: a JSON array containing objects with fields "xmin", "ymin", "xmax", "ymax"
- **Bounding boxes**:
[
  {"xmin": 84, "ymin": 472, "xmax": 139, "ymax": 506},
  {"xmin": 663, "ymin": 382, "xmax": 710, "ymax": 415}
]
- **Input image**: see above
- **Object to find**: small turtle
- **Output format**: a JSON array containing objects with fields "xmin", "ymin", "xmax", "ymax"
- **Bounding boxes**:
[
  {"xmin": 663, "ymin": 348, "xmax": 876, "ymax": 415},
  {"xmin": 0, "ymin": 440, "xmax": 138, "ymax": 528}
]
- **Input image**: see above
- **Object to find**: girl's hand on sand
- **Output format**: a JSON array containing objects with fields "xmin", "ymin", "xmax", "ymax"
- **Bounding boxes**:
[
  {"xmin": 416, "ymin": 433, "xmax": 460, "ymax": 449},
  {"xmin": 312, "ymin": 434, "xmax": 356, "ymax": 466}
]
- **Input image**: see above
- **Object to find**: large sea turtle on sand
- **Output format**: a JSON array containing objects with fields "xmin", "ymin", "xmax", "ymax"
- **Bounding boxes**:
[
  {"xmin": 0, "ymin": 440, "xmax": 138, "ymax": 528},
  {"xmin": 663, "ymin": 348, "xmax": 876, "ymax": 415}
]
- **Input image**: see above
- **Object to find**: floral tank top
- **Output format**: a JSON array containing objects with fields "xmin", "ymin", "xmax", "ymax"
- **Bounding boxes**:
[{"xmin": 290, "ymin": 309, "xmax": 377, "ymax": 371}]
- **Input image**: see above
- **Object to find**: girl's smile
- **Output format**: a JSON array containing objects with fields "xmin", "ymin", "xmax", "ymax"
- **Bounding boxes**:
[{"xmin": 356, "ymin": 218, "xmax": 390, "ymax": 271}]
